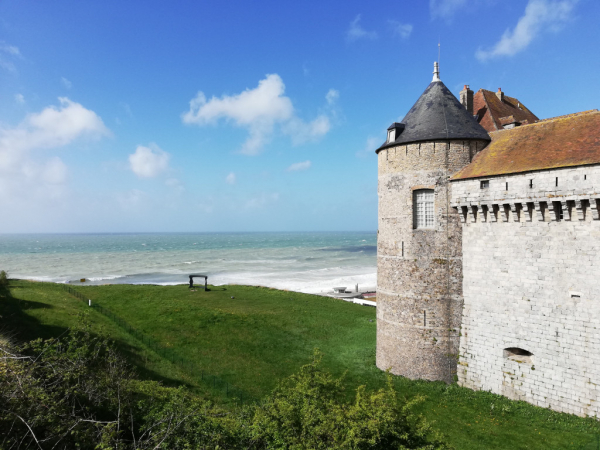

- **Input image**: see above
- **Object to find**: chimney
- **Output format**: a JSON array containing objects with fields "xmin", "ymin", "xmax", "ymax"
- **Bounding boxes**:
[
  {"xmin": 460, "ymin": 85, "xmax": 474, "ymax": 115},
  {"xmin": 496, "ymin": 88, "xmax": 504, "ymax": 102}
]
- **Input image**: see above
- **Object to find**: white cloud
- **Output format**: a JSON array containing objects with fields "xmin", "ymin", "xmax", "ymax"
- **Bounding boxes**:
[
  {"xmin": 356, "ymin": 136, "xmax": 381, "ymax": 158},
  {"xmin": 0, "ymin": 98, "xmax": 108, "ymax": 206},
  {"xmin": 347, "ymin": 15, "xmax": 377, "ymax": 42},
  {"xmin": 325, "ymin": 89, "xmax": 339, "ymax": 105},
  {"xmin": 0, "ymin": 97, "xmax": 109, "ymax": 170},
  {"xmin": 389, "ymin": 20, "xmax": 413, "ymax": 39},
  {"xmin": 117, "ymin": 189, "xmax": 146, "ymax": 210},
  {"xmin": 182, "ymin": 74, "xmax": 334, "ymax": 154},
  {"xmin": 15, "ymin": 94, "xmax": 24, "ymax": 104},
  {"xmin": 61, "ymin": 77, "xmax": 72, "ymax": 89},
  {"xmin": 476, "ymin": 0, "xmax": 578, "ymax": 61},
  {"xmin": 165, "ymin": 178, "xmax": 185, "ymax": 194},
  {"xmin": 283, "ymin": 116, "xmax": 330, "ymax": 145},
  {"xmin": 42, "ymin": 157, "xmax": 68, "ymax": 184},
  {"xmin": 0, "ymin": 41, "xmax": 21, "ymax": 73},
  {"xmin": 245, "ymin": 192, "xmax": 279, "ymax": 209},
  {"xmin": 0, "ymin": 98, "xmax": 109, "ymax": 157},
  {"xmin": 129, "ymin": 144, "xmax": 170, "ymax": 178},
  {"xmin": 0, "ymin": 41, "xmax": 20, "ymax": 56},
  {"xmin": 287, "ymin": 160, "xmax": 311, "ymax": 172},
  {"xmin": 429, "ymin": 0, "xmax": 468, "ymax": 19},
  {"xmin": 182, "ymin": 74, "xmax": 293, "ymax": 155},
  {"xmin": 226, "ymin": 172, "xmax": 236, "ymax": 184}
]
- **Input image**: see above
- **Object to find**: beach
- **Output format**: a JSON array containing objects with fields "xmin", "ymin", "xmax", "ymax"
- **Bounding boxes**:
[{"xmin": 0, "ymin": 232, "xmax": 377, "ymax": 294}]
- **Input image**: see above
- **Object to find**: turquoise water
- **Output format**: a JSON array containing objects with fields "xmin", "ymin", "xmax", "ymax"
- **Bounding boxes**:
[{"xmin": 0, "ymin": 232, "xmax": 376, "ymax": 293}]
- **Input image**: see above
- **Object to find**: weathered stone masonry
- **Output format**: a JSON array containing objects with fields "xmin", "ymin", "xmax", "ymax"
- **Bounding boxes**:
[
  {"xmin": 377, "ymin": 70, "xmax": 600, "ymax": 417},
  {"xmin": 377, "ymin": 139, "xmax": 488, "ymax": 382},
  {"xmin": 452, "ymin": 165, "xmax": 600, "ymax": 417}
]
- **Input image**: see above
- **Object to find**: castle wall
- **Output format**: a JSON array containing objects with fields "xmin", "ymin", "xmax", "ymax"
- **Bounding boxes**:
[
  {"xmin": 452, "ymin": 164, "xmax": 600, "ymax": 417},
  {"xmin": 376, "ymin": 139, "xmax": 487, "ymax": 383}
]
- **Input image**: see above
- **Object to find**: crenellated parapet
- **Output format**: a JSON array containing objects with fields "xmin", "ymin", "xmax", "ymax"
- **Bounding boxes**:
[
  {"xmin": 451, "ymin": 164, "xmax": 600, "ymax": 225},
  {"xmin": 454, "ymin": 197, "xmax": 600, "ymax": 223}
]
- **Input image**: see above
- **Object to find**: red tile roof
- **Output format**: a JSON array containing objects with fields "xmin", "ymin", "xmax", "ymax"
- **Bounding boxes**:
[
  {"xmin": 473, "ymin": 89, "xmax": 539, "ymax": 132},
  {"xmin": 451, "ymin": 110, "xmax": 600, "ymax": 180}
]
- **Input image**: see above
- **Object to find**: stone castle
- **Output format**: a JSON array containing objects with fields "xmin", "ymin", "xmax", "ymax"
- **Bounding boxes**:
[{"xmin": 376, "ymin": 63, "xmax": 600, "ymax": 417}]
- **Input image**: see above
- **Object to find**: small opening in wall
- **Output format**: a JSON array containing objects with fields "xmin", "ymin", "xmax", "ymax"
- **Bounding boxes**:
[
  {"xmin": 585, "ymin": 174, "xmax": 587, "ymax": 180},
  {"xmin": 555, "ymin": 177, "xmax": 558, "ymax": 187},
  {"xmin": 571, "ymin": 294, "xmax": 580, "ymax": 298},
  {"xmin": 423, "ymin": 310, "xmax": 426, "ymax": 327},
  {"xmin": 480, "ymin": 180, "xmax": 489, "ymax": 189},
  {"xmin": 529, "ymin": 179, "xmax": 533, "ymax": 188},
  {"xmin": 401, "ymin": 241, "xmax": 404, "ymax": 257},
  {"xmin": 504, "ymin": 347, "xmax": 533, "ymax": 364},
  {"xmin": 505, "ymin": 182, "xmax": 508, "ymax": 191},
  {"xmin": 554, "ymin": 201, "xmax": 564, "ymax": 221}
]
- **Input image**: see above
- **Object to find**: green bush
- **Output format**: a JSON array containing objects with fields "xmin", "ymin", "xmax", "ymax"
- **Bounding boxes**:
[
  {"xmin": 0, "ymin": 270, "xmax": 7, "ymax": 286},
  {"xmin": 0, "ymin": 332, "xmax": 449, "ymax": 449},
  {"xmin": 249, "ymin": 350, "xmax": 451, "ymax": 449}
]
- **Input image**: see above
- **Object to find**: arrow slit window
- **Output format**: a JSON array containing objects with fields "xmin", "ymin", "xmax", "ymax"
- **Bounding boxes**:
[{"xmin": 414, "ymin": 189, "xmax": 434, "ymax": 229}]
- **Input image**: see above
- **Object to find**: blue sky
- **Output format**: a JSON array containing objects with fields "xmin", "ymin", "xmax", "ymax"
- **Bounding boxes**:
[{"xmin": 1, "ymin": 0, "xmax": 598, "ymax": 233}]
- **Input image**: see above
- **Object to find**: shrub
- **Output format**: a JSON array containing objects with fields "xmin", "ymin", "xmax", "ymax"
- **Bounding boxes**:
[
  {"xmin": 0, "ymin": 333, "xmax": 450, "ymax": 449},
  {"xmin": 249, "ymin": 350, "xmax": 451, "ymax": 449},
  {"xmin": 0, "ymin": 270, "xmax": 7, "ymax": 286}
]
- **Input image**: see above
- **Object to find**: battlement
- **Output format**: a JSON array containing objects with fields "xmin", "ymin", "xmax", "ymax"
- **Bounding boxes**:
[
  {"xmin": 454, "ymin": 198, "xmax": 600, "ymax": 223},
  {"xmin": 451, "ymin": 164, "xmax": 600, "ymax": 223}
]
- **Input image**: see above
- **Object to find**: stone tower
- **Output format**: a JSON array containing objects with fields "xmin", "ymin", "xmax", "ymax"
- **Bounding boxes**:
[{"xmin": 375, "ymin": 63, "xmax": 490, "ymax": 383}]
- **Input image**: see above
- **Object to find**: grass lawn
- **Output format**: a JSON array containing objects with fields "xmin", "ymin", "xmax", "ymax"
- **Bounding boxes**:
[{"xmin": 1, "ymin": 279, "xmax": 599, "ymax": 449}]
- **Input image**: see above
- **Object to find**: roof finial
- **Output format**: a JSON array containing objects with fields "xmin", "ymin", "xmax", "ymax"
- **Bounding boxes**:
[{"xmin": 432, "ymin": 61, "xmax": 440, "ymax": 82}]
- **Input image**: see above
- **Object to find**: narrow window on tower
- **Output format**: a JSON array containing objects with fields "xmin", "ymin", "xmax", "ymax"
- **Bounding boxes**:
[
  {"xmin": 480, "ymin": 180, "xmax": 489, "ymax": 189},
  {"xmin": 413, "ymin": 189, "xmax": 435, "ymax": 229}
]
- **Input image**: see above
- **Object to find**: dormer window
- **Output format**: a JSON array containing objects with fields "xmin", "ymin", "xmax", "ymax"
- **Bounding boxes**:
[
  {"xmin": 388, "ymin": 128, "xmax": 396, "ymax": 143},
  {"xmin": 386, "ymin": 122, "xmax": 404, "ymax": 145}
]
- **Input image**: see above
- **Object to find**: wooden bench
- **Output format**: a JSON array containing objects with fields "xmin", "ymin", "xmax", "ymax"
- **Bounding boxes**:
[{"xmin": 189, "ymin": 274, "xmax": 208, "ymax": 290}]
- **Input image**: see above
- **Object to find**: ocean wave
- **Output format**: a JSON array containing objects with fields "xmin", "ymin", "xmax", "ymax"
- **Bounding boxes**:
[
  {"xmin": 86, "ymin": 275, "xmax": 125, "ymax": 282},
  {"xmin": 14, "ymin": 275, "xmax": 71, "ymax": 283},
  {"xmin": 318, "ymin": 245, "xmax": 377, "ymax": 254},
  {"xmin": 2, "ymin": 232, "xmax": 377, "ymax": 292}
]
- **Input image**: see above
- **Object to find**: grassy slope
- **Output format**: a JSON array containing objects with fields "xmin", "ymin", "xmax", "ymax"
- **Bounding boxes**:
[{"xmin": 1, "ymin": 280, "xmax": 599, "ymax": 449}]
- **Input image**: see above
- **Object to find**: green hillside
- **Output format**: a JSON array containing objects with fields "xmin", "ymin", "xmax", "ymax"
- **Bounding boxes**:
[{"xmin": 1, "ymin": 279, "xmax": 599, "ymax": 449}]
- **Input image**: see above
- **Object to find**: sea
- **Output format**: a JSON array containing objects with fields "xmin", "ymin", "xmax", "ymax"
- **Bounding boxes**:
[{"xmin": 0, "ymin": 232, "xmax": 377, "ymax": 294}]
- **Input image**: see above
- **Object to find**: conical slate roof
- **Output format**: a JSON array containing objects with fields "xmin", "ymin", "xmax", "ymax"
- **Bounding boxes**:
[{"xmin": 377, "ymin": 80, "xmax": 491, "ymax": 152}]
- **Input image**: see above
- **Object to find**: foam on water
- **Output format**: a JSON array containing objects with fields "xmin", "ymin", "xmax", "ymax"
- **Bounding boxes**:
[{"xmin": 0, "ymin": 232, "xmax": 377, "ymax": 293}]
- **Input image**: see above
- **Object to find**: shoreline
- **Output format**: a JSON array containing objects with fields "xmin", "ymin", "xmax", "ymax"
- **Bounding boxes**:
[{"xmin": 12, "ymin": 276, "xmax": 377, "ymax": 300}]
